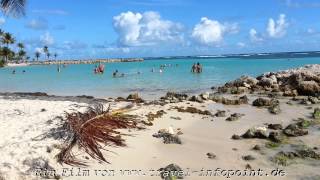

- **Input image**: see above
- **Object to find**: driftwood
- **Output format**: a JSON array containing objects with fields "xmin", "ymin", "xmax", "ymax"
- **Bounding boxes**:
[{"xmin": 56, "ymin": 104, "xmax": 142, "ymax": 166}]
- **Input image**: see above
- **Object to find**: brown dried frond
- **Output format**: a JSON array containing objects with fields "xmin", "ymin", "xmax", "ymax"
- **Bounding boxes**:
[{"xmin": 56, "ymin": 104, "xmax": 142, "ymax": 166}]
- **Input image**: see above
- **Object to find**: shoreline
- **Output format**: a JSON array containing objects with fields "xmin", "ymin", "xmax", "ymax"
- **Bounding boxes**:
[
  {"xmin": 4, "ymin": 58, "xmax": 144, "ymax": 67},
  {"xmin": 1, "ymin": 64, "xmax": 320, "ymax": 180}
]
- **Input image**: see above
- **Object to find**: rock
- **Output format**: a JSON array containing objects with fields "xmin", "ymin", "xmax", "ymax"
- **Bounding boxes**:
[
  {"xmin": 296, "ymin": 148, "xmax": 320, "ymax": 159},
  {"xmin": 189, "ymin": 95, "xmax": 204, "ymax": 103},
  {"xmin": 210, "ymin": 95, "xmax": 248, "ymax": 105},
  {"xmin": 267, "ymin": 124, "xmax": 283, "ymax": 130},
  {"xmin": 200, "ymin": 92, "xmax": 210, "ymax": 100},
  {"xmin": 162, "ymin": 92, "xmax": 188, "ymax": 102},
  {"xmin": 268, "ymin": 104, "xmax": 281, "ymax": 114},
  {"xmin": 126, "ymin": 93, "xmax": 144, "ymax": 103},
  {"xmin": 313, "ymin": 108, "xmax": 320, "ymax": 119},
  {"xmin": 242, "ymin": 127, "xmax": 268, "ymax": 139},
  {"xmin": 242, "ymin": 155, "xmax": 255, "ymax": 161},
  {"xmin": 300, "ymin": 98, "xmax": 312, "ymax": 105},
  {"xmin": 225, "ymin": 113, "xmax": 244, "ymax": 121},
  {"xmin": 146, "ymin": 110, "xmax": 166, "ymax": 121},
  {"xmin": 214, "ymin": 110, "xmax": 226, "ymax": 117},
  {"xmin": 268, "ymin": 131, "xmax": 284, "ymax": 143},
  {"xmin": 174, "ymin": 106, "xmax": 212, "ymax": 116},
  {"xmin": 272, "ymin": 151, "xmax": 299, "ymax": 166},
  {"xmin": 206, "ymin": 152, "xmax": 216, "ymax": 159},
  {"xmin": 159, "ymin": 164, "xmax": 184, "ymax": 180},
  {"xmin": 283, "ymin": 124, "xmax": 308, "ymax": 137},
  {"xmin": 252, "ymin": 145, "xmax": 261, "ymax": 151},
  {"xmin": 153, "ymin": 132, "xmax": 182, "ymax": 144},
  {"xmin": 258, "ymin": 77, "xmax": 276, "ymax": 87},
  {"xmin": 170, "ymin": 116, "xmax": 182, "ymax": 120},
  {"xmin": 231, "ymin": 134, "xmax": 241, "ymax": 140},
  {"xmin": 252, "ymin": 98, "xmax": 278, "ymax": 107},
  {"xmin": 297, "ymin": 81, "xmax": 320, "ymax": 96},
  {"xmin": 115, "ymin": 97, "xmax": 126, "ymax": 102},
  {"xmin": 245, "ymin": 164, "xmax": 252, "ymax": 169},
  {"xmin": 283, "ymin": 90, "xmax": 298, "ymax": 97},
  {"xmin": 40, "ymin": 108, "xmax": 47, "ymax": 112},
  {"xmin": 308, "ymin": 96, "xmax": 320, "ymax": 104}
]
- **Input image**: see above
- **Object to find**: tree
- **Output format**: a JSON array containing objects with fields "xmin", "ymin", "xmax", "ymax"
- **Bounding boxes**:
[
  {"xmin": 2, "ymin": 46, "xmax": 13, "ymax": 61},
  {"xmin": 35, "ymin": 51, "xmax": 40, "ymax": 61},
  {"xmin": 0, "ymin": 0, "xmax": 26, "ymax": 17},
  {"xmin": 43, "ymin": 46, "xmax": 49, "ymax": 60},
  {"xmin": 1, "ymin": 32, "xmax": 15, "ymax": 47},
  {"xmin": 54, "ymin": 53, "xmax": 57, "ymax": 60},
  {"xmin": 47, "ymin": 52, "xmax": 50, "ymax": 60},
  {"xmin": 17, "ymin": 42, "xmax": 24, "ymax": 50},
  {"xmin": 17, "ymin": 42, "xmax": 24, "ymax": 61},
  {"xmin": 18, "ymin": 49, "xmax": 25, "ymax": 60}
]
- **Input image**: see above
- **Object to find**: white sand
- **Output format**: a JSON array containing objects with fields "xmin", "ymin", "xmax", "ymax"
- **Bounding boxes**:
[{"xmin": 0, "ymin": 95, "xmax": 319, "ymax": 180}]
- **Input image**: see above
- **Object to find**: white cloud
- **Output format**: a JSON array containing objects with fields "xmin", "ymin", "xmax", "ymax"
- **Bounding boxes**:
[
  {"xmin": 25, "ymin": 18, "xmax": 48, "ymax": 30},
  {"xmin": 40, "ymin": 32, "xmax": 54, "ymax": 45},
  {"xmin": 0, "ymin": 17, "xmax": 5, "ymax": 25},
  {"xmin": 237, "ymin": 42, "xmax": 245, "ymax": 47},
  {"xmin": 35, "ymin": 47, "xmax": 44, "ymax": 53},
  {"xmin": 249, "ymin": 28, "xmax": 263, "ymax": 42},
  {"xmin": 32, "ymin": 9, "xmax": 68, "ymax": 15},
  {"xmin": 191, "ymin": 17, "xmax": 238, "ymax": 46},
  {"xmin": 113, "ymin": 11, "xmax": 183, "ymax": 46},
  {"xmin": 267, "ymin": 14, "xmax": 289, "ymax": 38}
]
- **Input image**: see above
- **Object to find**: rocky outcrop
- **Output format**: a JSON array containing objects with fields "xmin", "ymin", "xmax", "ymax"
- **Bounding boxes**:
[
  {"xmin": 241, "ymin": 127, "xmax": 268, "ymax": 139},
  {"xmin": 126, "ymin": 93, "xmax": 144, "ymax": 103},
  {"xmin": 225, "ymin": 113, "xmax": 245, "ymax": 121},
  {"xmin": 160, "ymin": 92, "xmax": 188, "ymax": 103},
  {"xmin": 217, "ymin": 64, "xmax": 320, "ymax": 97},
  {"xmin": 283, "ymin": 123, "xmax": 308, "ymax": 137},
  {"xmin": 210, "ymin": 95, "xmax": 249, "ymax": 105}
]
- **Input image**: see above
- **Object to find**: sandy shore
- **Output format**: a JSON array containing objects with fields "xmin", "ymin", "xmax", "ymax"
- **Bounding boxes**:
[{"xmin": 1, "ymin": 65, "xmax": 320, "ymax": 180}]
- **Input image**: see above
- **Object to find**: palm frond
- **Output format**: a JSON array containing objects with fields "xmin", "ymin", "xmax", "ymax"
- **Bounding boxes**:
[
  {"xmin": 56, "ymin": 104, "xmax": 143, "ymax": 166},
  {"xmin": 1, "ymin": 0, "xmax": 26, "ymax": 17}
]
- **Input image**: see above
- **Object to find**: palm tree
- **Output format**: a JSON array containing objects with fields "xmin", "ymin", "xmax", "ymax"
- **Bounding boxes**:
[
  {"xmin": 47, "ymin": 52, "xmax": 51, "ymax": 60},
  {"xmin": 54, "ymin": 53, "xmax": 57, "ymax": 60},
  {"xmin": 43, "ymin": 46, "xmax": 49, "ymax": 60},
  {"xmin": 17, "ymin": 42, "xmax": 24, "ymax": 61},
  {"xmin": 35, "ymin": 51, "xmax": 40, "ymax": 61},
  {"xmin": 17, "ymin": 42, "xmax": 24, "ymax": 50},
  {"xmin": 18, "ymin": 49, "xmax": 25, "ymax": 61},
  {"xmin": 0, "ymin": 0, "xmax": 26, "ymax": 17},
  {"xmin": 2, "ymin": 46, "xmax": 12, "ymax": 61},
  {"xmin": 2, "ymin": 32, "xmax": 15, "ymax": 47}
]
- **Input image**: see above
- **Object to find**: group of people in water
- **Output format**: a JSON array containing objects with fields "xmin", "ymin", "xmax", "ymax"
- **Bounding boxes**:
[
  {"xmin": 92, "ymin": 62, "xmax": 203, "ymax": 77},
  {"xmin": 94, "ymin": 64, "xmax": 105, "ymax": 74},
  {"xmin": 191, "ymin": 62, "xmax": 203, "ymax": 73}
]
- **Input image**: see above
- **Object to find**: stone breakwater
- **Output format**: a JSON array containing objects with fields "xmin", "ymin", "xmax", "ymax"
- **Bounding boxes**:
[
  {"xmin": 215, "ymin": 64, "xmax": 320, "ymax": 97},
  {"xmin": 24, "ymin": 58, "xmax": 144, "ymax": 65}
]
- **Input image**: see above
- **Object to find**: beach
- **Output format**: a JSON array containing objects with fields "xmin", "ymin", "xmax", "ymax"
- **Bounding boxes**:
[{"xmin": 0, "ymin": 64, "xmax": 320, "ymax": 180}]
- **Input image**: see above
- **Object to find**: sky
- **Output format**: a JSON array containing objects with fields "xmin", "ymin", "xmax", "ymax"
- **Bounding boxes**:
[{"xmin": 1, "ymin": 0, "xmax": 320, "ymax": 59}]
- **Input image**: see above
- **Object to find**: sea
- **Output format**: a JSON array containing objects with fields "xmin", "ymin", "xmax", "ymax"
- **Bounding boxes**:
[{"xmin": 1, "ymin": 51, "xmax": 320, "ymax": 99}]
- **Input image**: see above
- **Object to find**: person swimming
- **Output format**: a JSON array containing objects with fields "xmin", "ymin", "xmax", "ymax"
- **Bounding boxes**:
[
  {"xmin": 113, "ymin": 70, "xmax": 119, "ymax": 77},
  {"xmin": 12, "ymin": 69, "xmax": 16, "ymax": 74}
]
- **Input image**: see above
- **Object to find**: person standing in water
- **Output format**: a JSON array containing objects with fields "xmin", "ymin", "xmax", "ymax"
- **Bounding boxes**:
[
  {"xmin": 191, "ymin": 63, "xmax": 196, "ymax": 73},
  {"xmin": 196, "ymin": 62, "xmax": 202, "ymax": 73}
]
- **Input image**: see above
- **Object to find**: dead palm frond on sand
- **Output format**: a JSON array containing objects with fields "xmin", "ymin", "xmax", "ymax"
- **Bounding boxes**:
[{"xmin": 56, "ymin": 104, "xmax": 143, "ymax": 166}]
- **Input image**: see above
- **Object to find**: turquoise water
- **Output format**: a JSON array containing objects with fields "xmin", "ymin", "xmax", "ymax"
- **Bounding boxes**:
[{"xmin": 1, "ymin": 57, "xmax": 320, "ymax": 99}]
